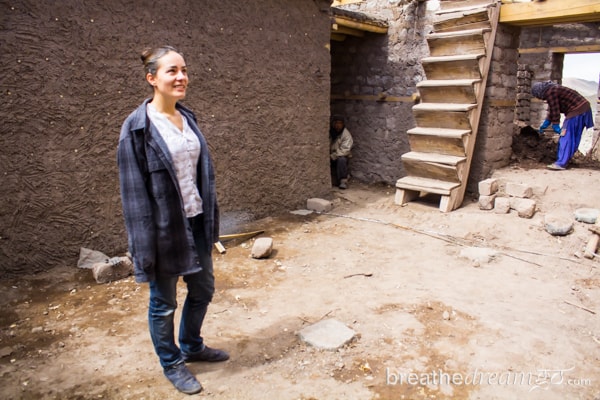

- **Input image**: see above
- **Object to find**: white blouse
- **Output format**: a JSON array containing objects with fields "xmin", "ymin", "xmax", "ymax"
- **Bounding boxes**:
[{"xmin": 147, "ymin": 103, "xmax": 203, "ymax": 218}]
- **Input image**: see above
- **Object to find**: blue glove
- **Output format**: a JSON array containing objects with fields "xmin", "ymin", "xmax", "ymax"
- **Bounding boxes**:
[
  {"xmin": 539, "ymin": 120, "xmax": 550, "ymax": 134},
  {"xmin": 552, "ymin": 124, "xmax": 561, "ymax": 134}
]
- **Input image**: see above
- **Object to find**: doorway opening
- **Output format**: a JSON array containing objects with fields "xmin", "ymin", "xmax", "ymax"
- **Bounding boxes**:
[{"xmin": 562, "ymin": 52, "xmax": 600, "ymax": 156}]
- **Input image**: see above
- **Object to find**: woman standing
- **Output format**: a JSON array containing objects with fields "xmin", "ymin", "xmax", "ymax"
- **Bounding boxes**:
[{"xmin": 117, "ymin": 46, "xmax": 228, "ymax": 395}]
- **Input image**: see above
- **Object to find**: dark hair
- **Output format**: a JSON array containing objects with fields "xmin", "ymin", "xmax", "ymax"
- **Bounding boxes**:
[{"xmin": 140, "ymin": 45, "xmax": 183, "ymax": 76}]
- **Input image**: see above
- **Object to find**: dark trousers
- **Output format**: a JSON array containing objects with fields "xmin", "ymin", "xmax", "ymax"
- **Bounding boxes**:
[
  {"xmin": 330, "ymin": 156, "xmax": 349, "ymax": 186},
  {"xmin": 148, "ymin": 214, "xmax": 215, "ymax": 368}
]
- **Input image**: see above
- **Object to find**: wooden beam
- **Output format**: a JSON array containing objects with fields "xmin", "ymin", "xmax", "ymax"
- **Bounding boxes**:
[
  {"xmin": 330, "ymin": 33, "xmax": 347, "ymax": 41},
  {"xmin": 332, "ymin": 0, "xmax": 364, "ymax": 6},
  {"xmin": 500, "ymin": 0, "xmax": 600, "ymax": 26},
  {"xmin": 333, "ymin": 16, "xmax": 389, "ymax": 34},
  {"xmin": 332, "ymin": 24, "xmax": 365, "ymax": 37},
  {"xmin": 519, "ymin": 44, "xmax": 600, "ymax": 54}
]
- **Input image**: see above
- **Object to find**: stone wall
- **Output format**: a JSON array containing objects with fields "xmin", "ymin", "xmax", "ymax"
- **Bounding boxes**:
[
  {"xmin": 518, "ymin": 22, "xmax": 600, "ymax": 132},
  {"xmin": 0, "ymin": 0, "xmax": 332, "ymax": 275},
  {"xmin": 330, "ymin": 0, "xmax": 432, "ymax": 183},
  {"xmin": 470, "ymin": 22, "xmax": 521, "ymax": 189},
  {"xmin": 331, "ymin": 0, "xmax": 520, "ymax": 192}
]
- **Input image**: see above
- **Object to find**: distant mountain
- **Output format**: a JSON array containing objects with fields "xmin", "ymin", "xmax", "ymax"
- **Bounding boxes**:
[
  {"xmin": 563, "ymin": 77, "xmax": 598, "ymax": 97},
  {"xmin": 563, "ymin": 77, "xmax": 598, "ymax": 113}
]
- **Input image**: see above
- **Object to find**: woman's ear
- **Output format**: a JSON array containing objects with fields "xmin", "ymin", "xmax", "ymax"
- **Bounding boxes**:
[{"xmin": 146, "ymin": 72, "xmax": 156, "ymax": 87}]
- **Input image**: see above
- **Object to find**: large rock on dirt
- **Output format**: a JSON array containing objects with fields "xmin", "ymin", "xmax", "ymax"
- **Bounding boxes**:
[
  {"xmin": 251, "ymin": 237, "xmax": 273, "ymax": 259},
  {"xmin": 544, "ymin": 214, "xmax": 573, "ymax": 236},
  {"xmin": 574, "ymin": 208, "xmax": 600, "ymax": 224},
  {"xmin": 92, "ymin": 256, "xmax": 134, "ymax": 284}
]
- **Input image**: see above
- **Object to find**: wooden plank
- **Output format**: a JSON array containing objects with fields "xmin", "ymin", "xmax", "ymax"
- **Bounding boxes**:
[
  {"xmin": 413, "ymin": 102, "xmax": 477, "ymax": 112},
  {"xmin": 402, "ymin": 151, "xmax": 466, "ymax": 165},
  {"xmin": 427, "ymin": 27, "xmax": 491, "ymax": 39},
  {"xmin": 407, "ymin": 127, "xmax": 471, "ymax": 138},
  {"xmin": 518, "ymin": 44, "xmax": 600, "ymax": 54},
  {"xmin": 414, "ymin": 109, "xmax": 473, "ymax": 130},
  {"xmin": 333, "ymin": 16, "xmax": 388, "ymax": 34},
  {"xmin": 434, "ymin": 9, "xmax": 491, "ymax": 32},
  {"xmin": 332, "ymin": 25, "xmax": 365, "ymax": 37},
  {"xmin": 395, "ymin": 176, "xmax": 461, "ymax": 195},
  {"xmin": 417, "ymin": 78, "xmax": 481, "ymax": 87},
  {"xmin": 427, "ymin": 32, "xmax": 488, "ymax": 57},
  {"xmin": 500, "ymin": 0, "xmax": 600, "ymax": 26},
  {"xmin": 407, "ymin": 134, "xmax": 467, "ymax": 157},
  {"xmin": 422, "ymin": 54, "xmax": 485, "ymax": 80},
  {"xmin": 418, "ymin": 85, "xmax": 478, "ymax": 104}
]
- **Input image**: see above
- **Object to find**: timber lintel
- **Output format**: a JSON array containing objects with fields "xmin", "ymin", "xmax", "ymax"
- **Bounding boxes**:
[{"xmin": 500, "ymin": 0, "xmax": 600, "ymax": 27}]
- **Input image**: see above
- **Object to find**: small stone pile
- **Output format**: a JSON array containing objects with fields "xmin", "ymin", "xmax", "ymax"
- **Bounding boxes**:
[{"xmin": 478, "ymin": 178, "xmax": 536, "ymax": 218}]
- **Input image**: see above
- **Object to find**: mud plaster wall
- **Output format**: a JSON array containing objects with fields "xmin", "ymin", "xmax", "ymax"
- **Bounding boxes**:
[
  {"xmin": 330, "ymin": 0, "xmax": 518, "ymax": 193},
  {"xmin": 0, "ymin": 0, "xmax": 333, "ymax": 276}
]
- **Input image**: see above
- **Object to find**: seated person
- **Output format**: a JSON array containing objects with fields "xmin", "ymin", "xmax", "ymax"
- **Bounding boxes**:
[{"xmin": 329, "ymin": 115, "xmax": 353, "ymax": 189}]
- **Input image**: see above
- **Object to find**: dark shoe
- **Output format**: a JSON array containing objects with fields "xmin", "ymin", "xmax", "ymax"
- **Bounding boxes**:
[
  {"xmin": 163, "ymin": 362, "xmax": 202, "ymax": 395},
  {"xmin": 183, "ymin": 346, "xmax": 230, "ymax": 363}
]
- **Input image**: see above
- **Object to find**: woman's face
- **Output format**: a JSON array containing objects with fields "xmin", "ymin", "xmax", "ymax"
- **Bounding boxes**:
[{"xmin": 147, "ymin": 51, "xmax": 188, "ymax": 101}]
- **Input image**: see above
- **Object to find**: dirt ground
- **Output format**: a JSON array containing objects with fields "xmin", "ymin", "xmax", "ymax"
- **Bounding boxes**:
[{"xmin": 2, "ymin": 145, "xmax": 600, "ymax": 399}]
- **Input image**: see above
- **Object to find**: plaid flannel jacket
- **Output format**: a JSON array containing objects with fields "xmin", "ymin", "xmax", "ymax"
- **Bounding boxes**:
[
  {"xmin": 543, "ymin": 85, "xmax": 590, "ymax": 123},
  {"xmin": 117, "ymin": 100, "xmax": 219, "ymax": 283}
]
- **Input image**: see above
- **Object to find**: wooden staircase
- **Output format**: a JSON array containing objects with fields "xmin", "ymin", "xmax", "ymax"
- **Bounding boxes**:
[{"xmin": 395, "ymin": 0, "xmax": 500, "ymax": 212}]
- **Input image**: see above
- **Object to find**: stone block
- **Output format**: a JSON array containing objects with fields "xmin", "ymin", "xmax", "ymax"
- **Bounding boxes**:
[
  {"xmin": 306, "ymin": 198, "xmax": 333, "ymax": 213},
  {"xmin": 494, "ymin": 197, "xmax": 511, "ymax": 214},
  {"xmin": 298, "ymin": 319, "xmax": 356, "ymax": 350},
  {"xmin": 478, "ymin": 178, "xmax": 498, "ymax": 196},
  {"xmin": 510, "ymin": 198, "xmax": 536, "ymax": 218},
  {"xmin": 478, "ymin": 194, "xmax": 496, "ymax": 210},
  {"xmin": 505, "ymin": 182, "xmax": 533, "ymax": 198}
]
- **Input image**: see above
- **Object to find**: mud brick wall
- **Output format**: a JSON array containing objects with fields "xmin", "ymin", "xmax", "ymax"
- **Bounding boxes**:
[
  {"xmin": 519, "ymin": 22, "xmax": 600, "ymax": 127},
  {"xmin": 330, "ymin": 0, "xmax": 432, "ymax": 183},
  {"xmin": 0, "ymin": 0, "xmax": 332, "ymax": 275},
  {"xmin": 331, "ymin": 1, "xmax": 521, "ymax": 193},
  {"xmin": 469, "ymin": 23, "xmax": 521, "ymax": 190}
]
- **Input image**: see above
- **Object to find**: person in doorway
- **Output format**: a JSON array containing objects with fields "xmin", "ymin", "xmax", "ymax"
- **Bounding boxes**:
[
  {"xmin": 329, "ymin": 115, "xmax": 353, "ymax": 189},
  {"xmin": 531, "ymin": 80, "xmax": 594, "ymax": 170},
  {"xmin": 117, "ymin": 46, "xmax": 228, "ymax": 395}
]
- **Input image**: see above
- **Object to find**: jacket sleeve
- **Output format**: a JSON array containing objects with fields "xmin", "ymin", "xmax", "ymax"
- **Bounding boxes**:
[
  {"xmin": 117, "ymin": 126, "xmax": 156, "ymax": 282},
  {"xmin": 335, "ymin": 129, "xmax": 354, "ymax": 157}
]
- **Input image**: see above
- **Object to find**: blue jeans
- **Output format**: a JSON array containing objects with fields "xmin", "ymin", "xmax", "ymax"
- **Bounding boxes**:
[{"xmin": 148, "ymin": 216, "xmax": 215, "ymax": 368}]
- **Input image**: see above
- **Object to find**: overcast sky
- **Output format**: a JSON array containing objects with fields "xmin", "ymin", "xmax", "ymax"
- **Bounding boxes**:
[{"xmin": 563, "ymin": 53, "xmax": 600, "ymax": 83}]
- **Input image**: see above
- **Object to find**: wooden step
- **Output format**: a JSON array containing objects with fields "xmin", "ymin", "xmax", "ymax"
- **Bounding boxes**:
[
  {"xmin": 394, "ymin": 176, "xmax": 463, "ymax": 212},
  {"xmin": 417, "ymin": 79, "xmax": 481, "ymax": 104},
  {"xmin": 413, "ymin": 102, "xmax": 477, "ymax": 112},
  {"xmin": 407, "ymin": 127, "xmax": 470, "ymax": 157},
  {"xmin": 401, "ymin": 151, "xmax": 467, "ymax": 182},
  {"xmin": 434, "ymin": 8, "xmax": 491, "ymax": 33},
  {"xmin": 395, "ymin": 176, "xmax": 461, "ymax": 196},
  {"xmin": 427, "ymin": 28, "xmax": 490, "ymax": 57},
  {"xmin": 438, "ymin": 0, "xmax": 497, "ymax": 12},
  {"xmin": 413, "ymin": 103, "xmax": 476, "ymax": 130},
  {"xmin": 401, "ymin": 151, "xmax": 466, "ymax": 165},
  {"xmin": 422, "ymin": 54, "xmax": 485, "ymax": 80}
]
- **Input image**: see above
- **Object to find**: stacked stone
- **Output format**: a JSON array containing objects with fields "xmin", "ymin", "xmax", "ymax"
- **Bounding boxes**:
[
  {"xmin": 478, "ymin": 178, "xmax": 536, "ymax": 218},
  {"xmin": 515, "ymin": 64, "xmax": 532, "ymax": 126}
]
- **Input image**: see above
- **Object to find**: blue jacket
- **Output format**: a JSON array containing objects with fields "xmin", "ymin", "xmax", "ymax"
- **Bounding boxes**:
[{"xmin": 117, "ymin": 99, "xmax": 219, "ymax": 283}]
